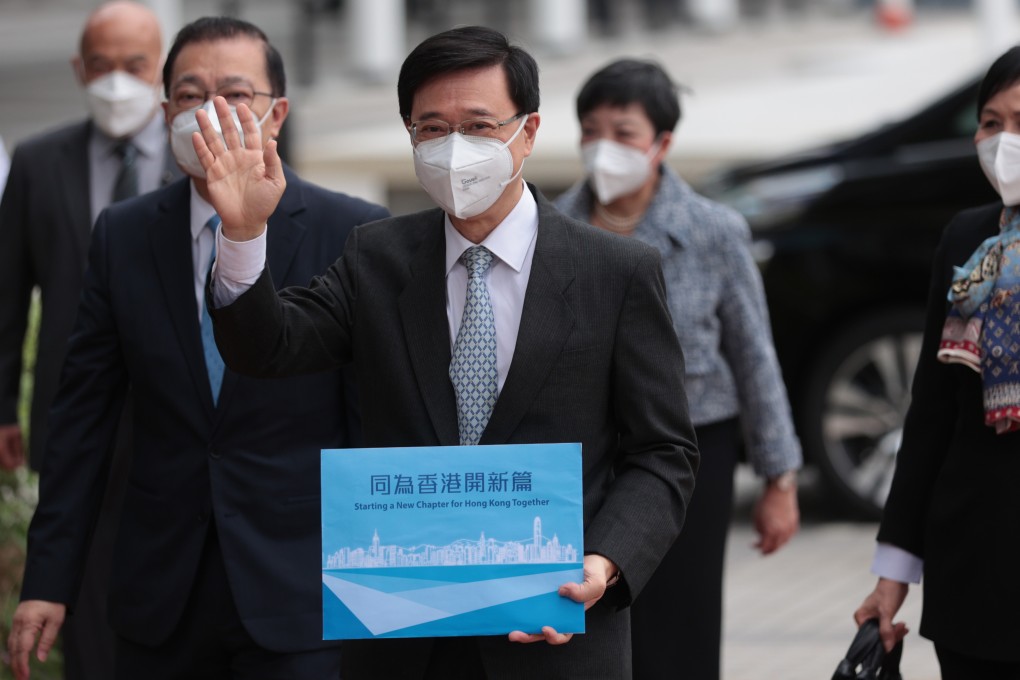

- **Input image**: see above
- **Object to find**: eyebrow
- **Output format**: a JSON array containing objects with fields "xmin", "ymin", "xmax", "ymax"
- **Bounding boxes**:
[
  {"xmin": 415, "ymin": 107, "xmax": 498, "ymax": 121},
  {"xmin": 581, "ymin": 114, "xmax": 643, "ymax": 125},
  {"xmin": 170, "ymin": 74, "xmax": 256, "ymax": 90}
]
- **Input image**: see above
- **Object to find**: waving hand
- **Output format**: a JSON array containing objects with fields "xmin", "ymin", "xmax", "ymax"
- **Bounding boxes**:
[{"xmin": 193, "ymin": 96, "xmax": 285, "ymax": 241}]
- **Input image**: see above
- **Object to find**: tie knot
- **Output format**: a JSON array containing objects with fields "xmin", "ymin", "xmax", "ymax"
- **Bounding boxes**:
[
  {"xmin": 114, "ymin": 140, "xmax": 137, "ymax": 163},
  {"xmin": 205, "ymin": 214, "xmax": 222, "ymax": 233},
  {"xmin": 461, "ymin": 246, "xmax": 493, "ymax": 278}
]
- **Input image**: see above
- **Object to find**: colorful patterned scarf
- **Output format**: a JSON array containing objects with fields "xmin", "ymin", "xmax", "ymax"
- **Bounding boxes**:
[{"xmin": 938, "ymin": 206, "xmax": 1020, "ymax": 433}]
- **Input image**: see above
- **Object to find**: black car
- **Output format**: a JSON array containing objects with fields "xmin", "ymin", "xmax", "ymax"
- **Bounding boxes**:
[{"xmin": 697, "ymin": 73, "xmax": 999, "ymax": 518}]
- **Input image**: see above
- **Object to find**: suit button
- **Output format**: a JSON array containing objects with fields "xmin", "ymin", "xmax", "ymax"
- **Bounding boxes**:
[{"xmin": 208, "ymin": 447, "xmax": 221, "ymax": 460}]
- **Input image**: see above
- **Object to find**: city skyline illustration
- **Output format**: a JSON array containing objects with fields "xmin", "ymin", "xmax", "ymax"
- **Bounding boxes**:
[{"xmin": 324, "ymin": 515, "xmax": 580, "ymax": 569}]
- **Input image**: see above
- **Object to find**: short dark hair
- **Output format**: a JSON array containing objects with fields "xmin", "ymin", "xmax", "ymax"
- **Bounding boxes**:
[
  {"xmin": 163, "ymin": 16, "xmax": 286, "ymax": 99},
  {"xmin": 576, "ymin": 59, "xmax": 681, "ymax": 135},
  {"xmin": 397, "ymin": 26, "xmax": 539, "ymax": 121},
  {"xmin": 977, "ymin": 46, "xmax": 1020, "ymax": 119}
]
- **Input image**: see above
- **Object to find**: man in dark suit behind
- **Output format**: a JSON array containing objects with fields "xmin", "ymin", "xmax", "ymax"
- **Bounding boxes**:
[
  {"xmin": 0, "ymin": 1, "xmax": 177, "ymax": 473},
  {"xmin": 201, "ymin": 25, "xmax": 699, "ymax": 679},
  {"xmin": 6, "ymin": 16, "xmax": 388, "ymax": 680},
  {"xmin": 0, "ymin": 4, "xmax": 180, "ymax": 677}
]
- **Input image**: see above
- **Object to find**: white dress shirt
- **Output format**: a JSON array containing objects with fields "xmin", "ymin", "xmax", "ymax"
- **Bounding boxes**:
[
  {"xmin": 212, "ymin": 184, "xmax": 540, "ymax": 392},
  {"xmin": 87, "ymin": 112, "xmax": 167, "ymax": 226},
  {"xmin": 444, "ymin": 187, "xmax": 538, "ymax": 391},
  {"xmin": 871, "ymin": 542, "xmax": 923, "ymax": 584}
]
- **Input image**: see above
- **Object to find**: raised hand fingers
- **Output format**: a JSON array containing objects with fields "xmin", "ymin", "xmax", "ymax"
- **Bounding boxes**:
[
  {"xmin": 193, "ymin": 103, "xmax": 226, "ymax": 178},
  {"xmin": 236, "ymin": 102, "xmax": 264, "ymax": 151},
  {"xmin": 213, "ymin": 96, "xmax": 243, "ymax": 150},
  {"xmin": 263, "ymin": 139, "xmax": 283, "ymax": 181},
  {"xmin": 193, "ymin": 105, "xmax": 222, "ymax": 153}
]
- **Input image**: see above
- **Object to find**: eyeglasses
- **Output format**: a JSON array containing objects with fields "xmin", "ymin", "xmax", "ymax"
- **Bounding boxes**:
[
  {"xmin": 409, "ymin": 112, "xmax": 526, "ymax": 143},
  {"xmin": 170, "ymin": 83, "xmax": 274, "ymax": 111}
]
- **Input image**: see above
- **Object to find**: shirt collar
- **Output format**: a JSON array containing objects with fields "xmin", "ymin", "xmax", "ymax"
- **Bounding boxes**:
[
  {"xmin": 444, "ymin": 185, "xmax": 539, "ymax": 275},
  {"xmin": 130, "ymin": 112, "xmax": 167, "ymax": 160},
  {"xmin": 93, "ymin": 110, "xmax": 165, "ymax": 160},
  {"xmin": 189, "ymin": 181, "xmax": 217, "ymax": 241}
]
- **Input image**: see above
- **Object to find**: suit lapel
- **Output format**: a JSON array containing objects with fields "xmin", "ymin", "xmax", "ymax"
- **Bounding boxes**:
[
  {"xmin": 215, "ymin": 170, "xmax": 307, "ymax": 413},
  {"xmin": 482, "ymin": 198, "xmax": 576, "ymax": 444},
  {"xmin": 60, "ymin": 122, "xmax": 94, "ymax": 271},
  {"xmin": 149, "ymin": 181, "xmax": 217, "ymax": 414},
  {"xmin": 264, "ymin": 169, "xmax": 307, "ymax": 284},
  {"xmin": 398, "ymin": 213, "xmax": 461, "ymax": 446}
]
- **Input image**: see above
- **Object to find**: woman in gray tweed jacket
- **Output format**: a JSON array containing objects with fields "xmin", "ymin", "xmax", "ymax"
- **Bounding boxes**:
[{"xmin": 554, "ymin": 58, "xmax": 802, "ymax": 680}]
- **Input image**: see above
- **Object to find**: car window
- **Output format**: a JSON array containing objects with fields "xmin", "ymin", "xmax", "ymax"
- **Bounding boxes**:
[{"xmin": 952, "ymin": 100, "xmax": 979, "ymax": 138}]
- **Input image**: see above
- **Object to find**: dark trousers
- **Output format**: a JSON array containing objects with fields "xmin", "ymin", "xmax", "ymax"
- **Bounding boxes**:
[
  {"xmin": 115, "ymin": 527, "xmax": 341, "ymax": 680},
  {"xmin": 63, "ymin": 410, "xmax": 132, "ymax": 680},
  {"xmin": 62, "ymin": 489, "xmax": 120, "ymax": 679},
  {"xmin": 936, "ymin": 644, "xmax": 1020, "ymax": 679},
  {"xmin": 424, "ymin": 637, "xmax": 486, "ymax": 679},
  {"xmin": 631, "ymin": 417, "xmax": 739, "ymax": 680}
]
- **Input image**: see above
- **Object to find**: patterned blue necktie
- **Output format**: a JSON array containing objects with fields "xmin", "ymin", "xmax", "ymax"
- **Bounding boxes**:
[
  {"xmin": 200, "ymin": 214, "xmax": 225, "ymax": 405},
  {"xmin": 449, "ymin": 246, "xmax": 498, "ymax": 446}
]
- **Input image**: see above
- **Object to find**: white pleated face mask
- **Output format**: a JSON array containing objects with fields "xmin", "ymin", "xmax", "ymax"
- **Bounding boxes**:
[
  {"xmin": 977, "ymin": 132, "xmax": 1020, "ymax": 206},
  {"xmin": 582, "ymin": 138, "xmax": 660, "ymax": 205},
  {"xmin": 412, "ymin": 114, "xmax": 529, "ymax": 219},
  {"xmin": 170, "ymin": 99, "xmax": 276, "ymax": 178},
  {"xmin": 84, "ymin": 71, "xmax": 161, "ymax": 139}
]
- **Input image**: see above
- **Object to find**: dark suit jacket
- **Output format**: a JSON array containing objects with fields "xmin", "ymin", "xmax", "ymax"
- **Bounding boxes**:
[
  {"xmin": 878, "ymin": 201, "xmax": 1020, "ymax": 661},
  {"xmin": 212, "ymin": 185, "xmax": 699, "ymax": 678},
  {"xmin": 0, "ymin": 119, "xmax": 179, "ymax": 471},
  {"xmin": 20, "ymin": 169, "xmax": 389, "ymax": 652}
]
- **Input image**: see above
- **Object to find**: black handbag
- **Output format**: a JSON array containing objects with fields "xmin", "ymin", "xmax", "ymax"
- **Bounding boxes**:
[{"xmin": 832, "ymin": 619, "xmax": 903, "ymax": 680}]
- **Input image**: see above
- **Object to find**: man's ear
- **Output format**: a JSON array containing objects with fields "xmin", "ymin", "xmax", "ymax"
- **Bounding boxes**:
[
  {"xmin": 71, "ymin": 56, "xmax": 86, "ymax": 87},
  {"xmin": 521, "ymin": 112, "xmax": 541, "ymax": 156},
  {"xmin": 264, "ymin": 97, "xmax": 290, "ymax": 140}
]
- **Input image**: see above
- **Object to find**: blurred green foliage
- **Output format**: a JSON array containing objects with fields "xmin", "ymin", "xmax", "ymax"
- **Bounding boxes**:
[{"xmin": 1, "ymin": 293, "xmax": 63, "ymax": 679}]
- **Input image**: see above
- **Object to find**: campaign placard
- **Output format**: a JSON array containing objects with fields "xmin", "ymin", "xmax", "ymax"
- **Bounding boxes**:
[{"xmin": 321, "ymin": 443, "xmax": 585, "ymax": 640}]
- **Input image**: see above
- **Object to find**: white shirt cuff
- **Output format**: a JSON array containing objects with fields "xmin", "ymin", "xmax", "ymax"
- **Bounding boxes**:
[
  {"xmin": 211, "ymin": 226, "xmax": 267, "ymax": 308},
  {"xmin": 871, "ymin": 542, "xmax": 923, "ymax": 584}
]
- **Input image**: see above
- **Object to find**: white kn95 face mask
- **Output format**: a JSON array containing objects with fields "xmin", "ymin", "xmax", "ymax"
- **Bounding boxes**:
[
  {"xmin": 978, "ymin": 131, "xmax": 1020, "ymax": 206},
  {"xmin": 84, "ymin": 71, "xmax": 161, "ymax": 139},
  {"xmin": 582, "ymin": 138, "xmax": 661, "ymax": 205},
  {"xmin": 412, "ymin": 114, "xmax": 529, "ymax": 220}
]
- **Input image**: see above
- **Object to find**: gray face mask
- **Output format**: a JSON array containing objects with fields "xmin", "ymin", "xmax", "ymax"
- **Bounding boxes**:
[{"xmin": 170, "ymin": 99, "xmax": 275, "ymax": 178}]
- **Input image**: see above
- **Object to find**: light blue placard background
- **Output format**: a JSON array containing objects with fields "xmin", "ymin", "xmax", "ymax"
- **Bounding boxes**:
[{"xmin": 321, "ymin": 443, "xmax": 584, "ymax": 640}]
